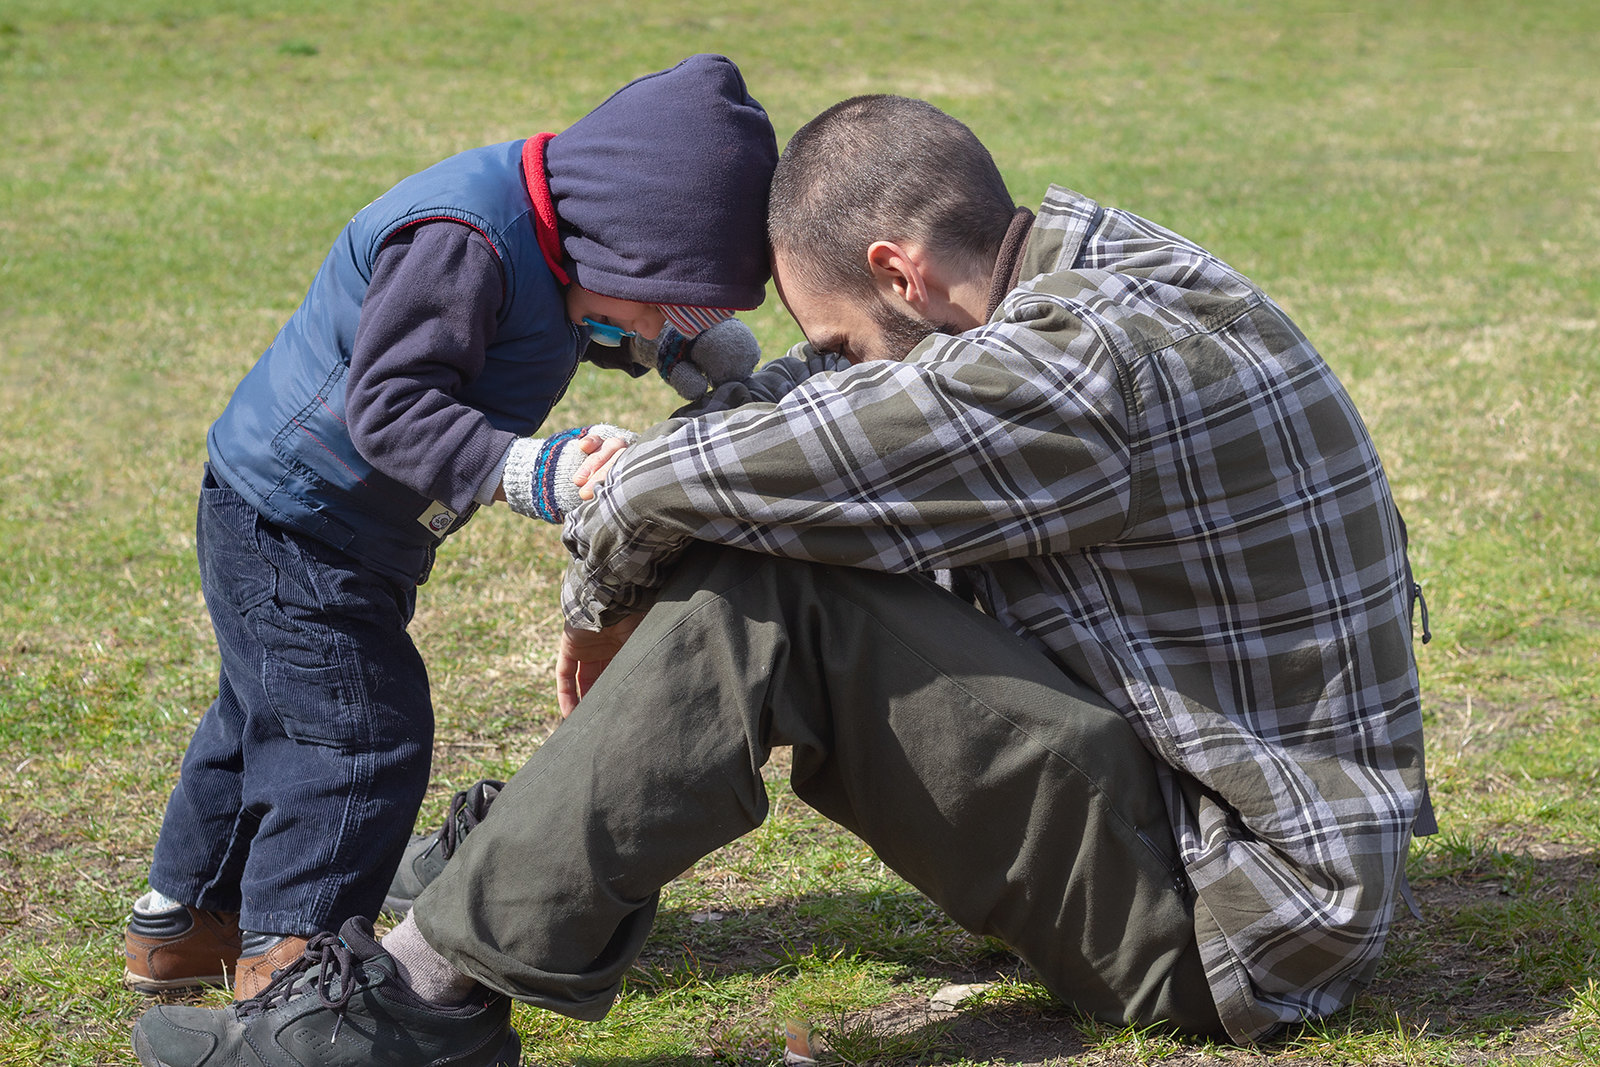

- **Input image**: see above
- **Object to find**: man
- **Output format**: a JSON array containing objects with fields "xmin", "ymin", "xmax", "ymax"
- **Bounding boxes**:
[{"xmin": 131, "ymin": 95, "xmax": 1432, "ymax": 1065}]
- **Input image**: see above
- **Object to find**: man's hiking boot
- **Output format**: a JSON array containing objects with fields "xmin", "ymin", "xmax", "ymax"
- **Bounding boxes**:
[
  {"xmin": 124, "ymin": 899, "xmax": 241, "ymax": 994},
  {"xmin": 130, "ymin": 917, "xmax": 520, "ymax": 1067},
  {"xmin": 383, "ymin": 779, "xmax": 503, "ymax": 915}
]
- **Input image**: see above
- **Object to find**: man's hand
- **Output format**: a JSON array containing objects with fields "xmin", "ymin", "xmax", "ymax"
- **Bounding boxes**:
[{"xmin": 556, "ymin": 613, "xmax": 645, "ymax": 717}]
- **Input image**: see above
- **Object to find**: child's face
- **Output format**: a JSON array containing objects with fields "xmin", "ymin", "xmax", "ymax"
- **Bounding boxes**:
[{"xmin": 565, "ymin": 287, "xmax": 667, "ymax": 341}]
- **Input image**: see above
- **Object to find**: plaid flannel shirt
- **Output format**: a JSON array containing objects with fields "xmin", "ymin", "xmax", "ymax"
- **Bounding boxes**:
[{"xmin": 561, "ymin": 185, "xmax": 1429, "ymax": 1041}]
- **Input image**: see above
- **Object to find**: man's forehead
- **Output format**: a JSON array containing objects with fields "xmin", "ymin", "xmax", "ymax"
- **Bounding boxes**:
[
  {"xmin": 769, "ymin": 248, "xmax": 808, "ymax": 312},
  {"xmin": 785, "ymin": 299, "xmax": 850, "ymax": 357},
  {"xmin": 771, "ymin": 254, "xmax": 834, "ymax": 342}
]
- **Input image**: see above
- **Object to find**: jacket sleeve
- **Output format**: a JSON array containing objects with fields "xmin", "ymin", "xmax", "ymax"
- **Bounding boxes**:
[
  {"xmin": 671, "ymin": 342, "xmax": 851, "ymax": 417},
  {"xmin": 345, "ymin": 221, "xmax": 517, "ymax": 512},
  {"xmin": 560, "ymin": 317, "xmax": 1135, "ymax": 628}
]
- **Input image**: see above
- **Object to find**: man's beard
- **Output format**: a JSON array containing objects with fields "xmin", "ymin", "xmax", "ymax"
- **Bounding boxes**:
[{"xmin": 870, "ymin": 298, "xmax": 961, "ymax": 362}]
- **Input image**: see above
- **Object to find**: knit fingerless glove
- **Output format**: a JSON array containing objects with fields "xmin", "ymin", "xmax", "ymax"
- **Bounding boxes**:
[{"xmin": 502, "ymin": 424, "xmax": 638, "ymax": 523}]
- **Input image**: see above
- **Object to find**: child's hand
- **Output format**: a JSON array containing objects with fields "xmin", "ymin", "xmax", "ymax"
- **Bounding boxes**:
[
  {"xmin": 502, "ymin": 423, "xmax": 637, "ymax": 523},
  {"xmin": 655, "ymin": 318, "xmax": 761, "ymax": 399},
  {"xmin": 572, "ymin": 431, "xmax": 631, "ymax": 501}
]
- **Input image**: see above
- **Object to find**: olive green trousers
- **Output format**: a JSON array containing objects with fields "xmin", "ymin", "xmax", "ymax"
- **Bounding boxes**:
[{"xmin": 416, "ymin": 544, "xmax": 1221, "ymax": 1035}]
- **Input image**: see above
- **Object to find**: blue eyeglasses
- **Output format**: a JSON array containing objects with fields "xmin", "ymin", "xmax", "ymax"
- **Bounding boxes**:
[{"xmin": 581, "ymin": 318, "xmax": 636, "ymax": 347}]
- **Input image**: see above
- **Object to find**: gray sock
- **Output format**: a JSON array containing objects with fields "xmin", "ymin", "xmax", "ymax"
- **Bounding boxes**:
[{"xmin": 382, "ymin": 911, "xmax": 479, "ymax": 1006}]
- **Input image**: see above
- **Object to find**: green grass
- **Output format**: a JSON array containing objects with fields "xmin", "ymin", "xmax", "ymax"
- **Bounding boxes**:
[{"xmin": 3, "ymin": 0, "xmax": 1598, "ymax": 1063}]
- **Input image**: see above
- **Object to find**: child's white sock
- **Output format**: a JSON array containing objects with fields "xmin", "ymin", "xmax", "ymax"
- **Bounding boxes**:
[{"xmin": 133, "ymin": 889, "xmax": 185, "ymax": 915}]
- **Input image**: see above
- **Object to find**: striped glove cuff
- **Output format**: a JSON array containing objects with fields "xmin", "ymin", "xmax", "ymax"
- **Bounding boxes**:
[{"xmin": 503, "ymin": 424, "xmax": 637, "ymax": 523}]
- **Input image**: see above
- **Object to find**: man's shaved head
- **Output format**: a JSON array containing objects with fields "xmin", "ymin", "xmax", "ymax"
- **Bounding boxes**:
[{"xmin": 768, "ymin": 95, "xmax": 1016, "ymax": 301}]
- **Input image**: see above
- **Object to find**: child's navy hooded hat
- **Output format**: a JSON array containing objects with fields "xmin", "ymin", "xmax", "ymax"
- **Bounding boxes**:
[{"xmin": 544, "ymin": 55, "xmax": 779, "ymax": 312}]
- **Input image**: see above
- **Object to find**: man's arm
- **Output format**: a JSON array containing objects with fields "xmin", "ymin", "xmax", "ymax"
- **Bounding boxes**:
[
  {"xmin": 560, "ymin": 316, "xmax": 1135, "ymax": 628},
  {"xmin": 672, "ymin": 341, "xmax": 850, "ymax": 417}
]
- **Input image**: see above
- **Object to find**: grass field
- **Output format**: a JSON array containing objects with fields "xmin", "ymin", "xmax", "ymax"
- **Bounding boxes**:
[{"xmin": 2, "ymin": 1, "xmax": 1598, "ymax": 1063}]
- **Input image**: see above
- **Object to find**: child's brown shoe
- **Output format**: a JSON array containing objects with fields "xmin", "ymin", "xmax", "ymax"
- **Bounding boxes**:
[
  {"xmin": 124, "ymin": 901, "xmax": 241, "ymax": 993},
  {"xmin": 232, "ymin": 934, "xmax": 311, "ymax": 1000}
]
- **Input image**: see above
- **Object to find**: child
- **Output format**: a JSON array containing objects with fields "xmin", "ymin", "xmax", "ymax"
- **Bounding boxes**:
[{"xmin": 123, "ymin": 53, "xmax": 778, "ymax": 1000}]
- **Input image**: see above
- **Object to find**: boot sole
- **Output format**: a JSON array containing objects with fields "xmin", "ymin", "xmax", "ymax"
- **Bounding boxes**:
[
  {"xmin": 132, "ymin": 1018, "xmax": 523, "ymax": 1066},
  {"xmin": 123, "ymin": 966, "xmax": 230, "ymax": 994}
]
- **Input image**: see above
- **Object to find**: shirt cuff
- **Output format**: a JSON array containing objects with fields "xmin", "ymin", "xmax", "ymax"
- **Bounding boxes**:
[{"xmin": 474, "ymin": 441, "xmax": 514, "ymax": 506}]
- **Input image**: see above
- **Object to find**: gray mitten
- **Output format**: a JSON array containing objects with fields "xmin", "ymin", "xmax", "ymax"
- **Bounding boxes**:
[
  {"xmin": 502, "ymin": 423, "xmax": 637, "ymax": 523},
  {"xmin": 653, "ymin": 318, "xmax": 761, "ymax": 400}
]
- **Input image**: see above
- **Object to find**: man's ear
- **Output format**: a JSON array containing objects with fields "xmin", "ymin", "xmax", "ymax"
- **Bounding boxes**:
[{"xmin": 866, "ymin": 240, "xmax": 930, "ymax": 310}]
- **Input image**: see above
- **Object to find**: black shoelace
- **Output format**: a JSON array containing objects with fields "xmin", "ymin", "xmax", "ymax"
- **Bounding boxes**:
[
  {"xmin": 438, "ymin": 784, "xmax": 492, "ymax": 859},
  {"xmin": 237, "ymin": 930, "xmax": 366, "ymax": 1038}
]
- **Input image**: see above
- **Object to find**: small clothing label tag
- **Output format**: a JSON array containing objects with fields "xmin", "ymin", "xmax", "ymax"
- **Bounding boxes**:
[{"xmin": 417, "ymin": 501, "xmax": 458, "ymax": 539}]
